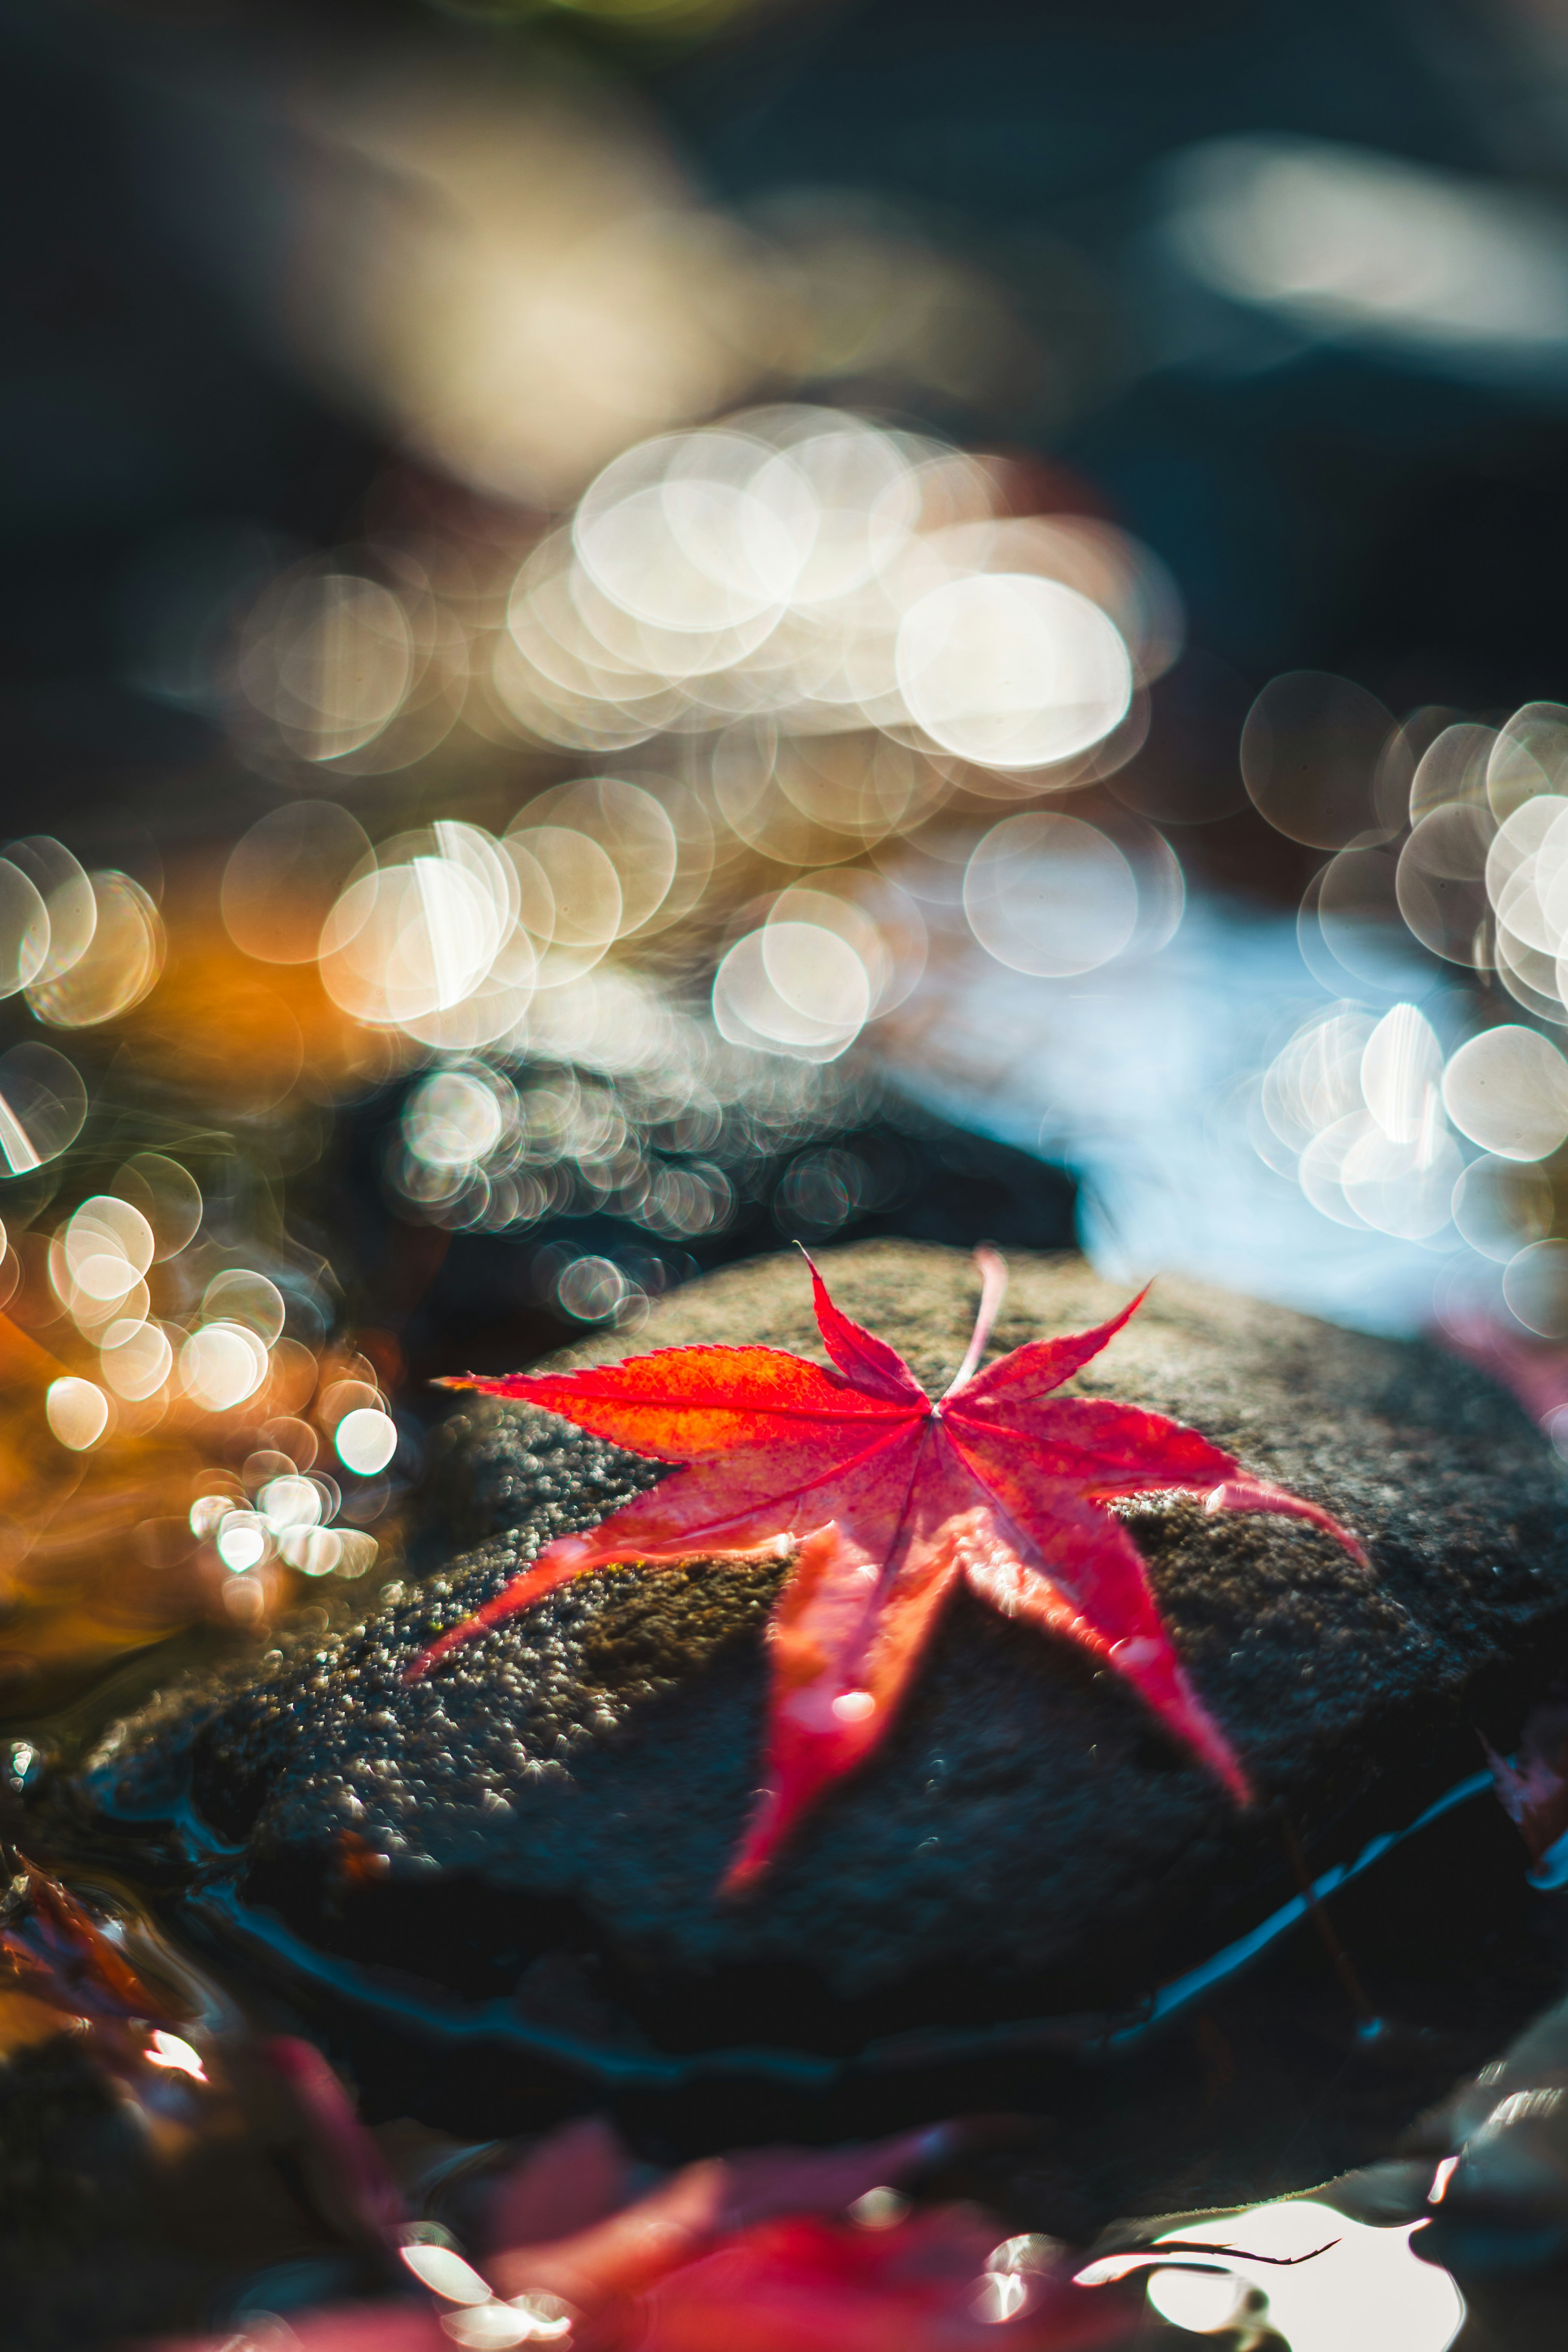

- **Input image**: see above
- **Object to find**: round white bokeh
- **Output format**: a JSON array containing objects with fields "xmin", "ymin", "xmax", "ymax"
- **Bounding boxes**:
[
  {"xmin": 895, "ymin": 574, "xmax": 1132, "ymax": 771},
  {"xmin": 963, "ymin": 813, "xmax": 1139, "ymax": 977},
  {"xmin": 1442, "ymin": 1025, "xmax": 1568, "ymax": 1160}
]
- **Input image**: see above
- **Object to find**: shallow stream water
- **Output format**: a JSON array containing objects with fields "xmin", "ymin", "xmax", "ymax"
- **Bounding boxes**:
[{"xmin": 4, "ymin": 1614, "xmax": 1564, "ymax": 2352}]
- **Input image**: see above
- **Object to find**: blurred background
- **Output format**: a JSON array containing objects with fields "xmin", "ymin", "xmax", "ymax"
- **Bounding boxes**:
[{"xmin": 7, "ymin": 0, "xmax": 1568, "ymax": 1701}]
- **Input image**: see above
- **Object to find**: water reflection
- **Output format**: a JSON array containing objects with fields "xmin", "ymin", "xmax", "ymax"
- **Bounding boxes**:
[{"xmin": 1079, "ymin": 2196, "xmax": 1464, "ymax": 2349}]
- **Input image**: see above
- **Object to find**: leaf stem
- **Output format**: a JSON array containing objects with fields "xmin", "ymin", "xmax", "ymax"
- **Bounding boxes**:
[{"xmin": 942, "ymin": 1246, "xmax": 1008, "ymax": 1399}]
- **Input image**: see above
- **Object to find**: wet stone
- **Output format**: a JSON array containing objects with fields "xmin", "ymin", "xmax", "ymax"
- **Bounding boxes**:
[{"xmin": 72, "ymin": 1243, "xmax": 1568, "ymax": 2158}]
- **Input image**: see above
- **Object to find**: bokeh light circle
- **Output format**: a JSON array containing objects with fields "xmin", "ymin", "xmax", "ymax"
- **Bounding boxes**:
[
  {"xmin": 1441, "ymin": 1025, "xmax": 1568, "ymax": 1160},
  {"xmin": 336, "ymin": 1408, "xmax": 399, "ymax": 1476},
  {"xmin": 203, "ymin": 1270, "xmax": 286, "ymax": 1347},
  {"xmin": 0, "ymin": 860, "xmax": 51, "ymax": 997},
  {"xmin": 216, "ymin": 1512, "xmax": 270, "ymax": 1572},
  {"xmin": 713, "ymin": 923, "xmax": 870, "ymax": 1061},
  {"xmin": 895, "ymin": 575, "xmax": 1132, "ymax": 771},
  {"xmin": 47, "ymin": 1377, "xmax": 111, "ymax": 1451},
  {"xmin": 114, "ymin": 1153, "xmax": 202, "ymax": 1259},
  {"xmin": 962, "ymin": 813, "xmax": 1139, "ymax": 976},
  {"xmin": 6, "ymin": 838, "xmax": 96, "ymax": 984},
  {"xmin": 1505, "ymin": 1238, "xmax": 1568, "ymax": 1338},
  {"xmin": 0, "ymin": 1044, "xmax": 87, "ymax": 1174},
  {"xmin": 26, "ymin": 873, "xmax": 164, "ymax": 1028},
  {"xmin": 1452, "ymin": 1154, "xmax": 1555, "ymax": 1262},
  {"xmin": 100, "ymin": 1319, "xmax": 175, "ymax": 1402},
  {"xmin": 1396, "ymin": 803, "xmax": 1495, "ymax": 967},
  {"xmin": 1241, "ymin": 671, "xmax": 1399, "ymax": 850},
  {"xmin": 222, "ymin": 801, "xmax": 374, "ymax": 967},
  {"xmin": 180, "ymin": 1322, "xmax": 270, "ymax": 1412}
]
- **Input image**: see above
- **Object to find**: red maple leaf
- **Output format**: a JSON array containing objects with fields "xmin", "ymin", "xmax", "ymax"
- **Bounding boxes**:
[{"xmin": 412, "ymin": 1251, "xmax": 1367, "ymax": 1890}]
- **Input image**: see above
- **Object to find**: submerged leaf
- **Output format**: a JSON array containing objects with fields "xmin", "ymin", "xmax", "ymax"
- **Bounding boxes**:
[
  {"xmin": 148, "ymin": 2115, "xmax": 1138, "ymax": 2352},
  {"xmin": 1483, "ymin": 1700, "xmax": 1568, "ymax": 1887}
]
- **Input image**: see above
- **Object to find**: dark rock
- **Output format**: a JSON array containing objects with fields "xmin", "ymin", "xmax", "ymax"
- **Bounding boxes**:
[{"xmin": 70, "ymin": 1243, "xmax": 1568, "ymax": 2165}]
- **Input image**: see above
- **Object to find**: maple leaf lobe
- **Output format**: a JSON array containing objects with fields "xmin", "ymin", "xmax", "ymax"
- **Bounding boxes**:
[{"xmin": 414, "ymin": 1255, "xmax": 1368, "ymax": 1889}]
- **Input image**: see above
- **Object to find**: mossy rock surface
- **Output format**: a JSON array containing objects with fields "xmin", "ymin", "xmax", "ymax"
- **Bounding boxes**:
[{"xmin": 77, "ymin": 1243, "xmax": 1568, "ymax": 2113}]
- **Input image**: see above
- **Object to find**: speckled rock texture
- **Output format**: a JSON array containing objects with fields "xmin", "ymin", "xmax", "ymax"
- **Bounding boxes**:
[{"xmin": 77, "ymin": 1243, "xmax": 1568, "ymax": 2091}]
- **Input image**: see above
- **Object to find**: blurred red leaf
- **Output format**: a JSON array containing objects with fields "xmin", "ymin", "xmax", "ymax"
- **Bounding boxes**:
[
  {"xmin": 480, "ymin": 2115, "xmax": 629, "ymax": 2254},
  {"xmin": 264, "ymin": 2034, "xmax": 410, "ymax": 2243},
  {"xmin": 629, "ymin": 2212, "xmax": 1133, "ymax": 2352},
  {"xmin": 0, "ymin": 1853, "xmax": 185, "ymax": 2029},
  {"xmin": 1483, "ymin": 1699, "xmax": 1568, "ymax": 1881},
  {"xmin": 144, "ymin": 2115, "xmax": 1140, "ymax": 2352},
  {"xmin": 486, "ymin": 2121, "xmax": 961, "ymax": 2307}
]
